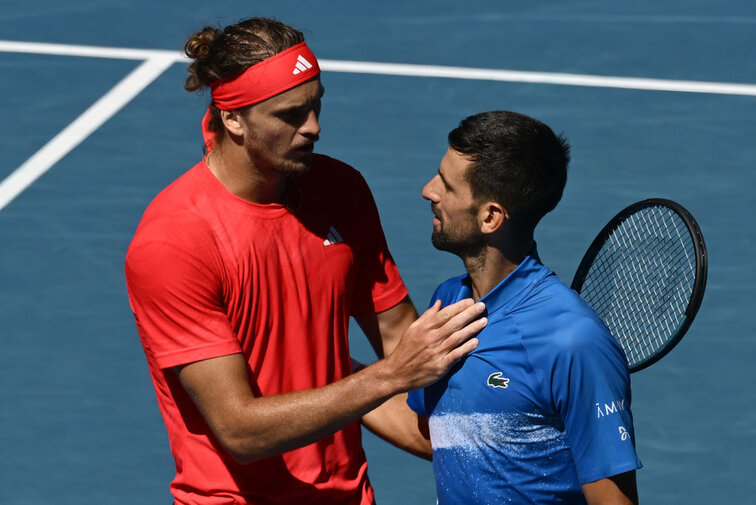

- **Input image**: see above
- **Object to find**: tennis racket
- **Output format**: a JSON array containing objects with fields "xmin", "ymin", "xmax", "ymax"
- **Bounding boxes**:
[{"xmin": 571, "ymin": 198, "xmax": 707, "ymax": 373}]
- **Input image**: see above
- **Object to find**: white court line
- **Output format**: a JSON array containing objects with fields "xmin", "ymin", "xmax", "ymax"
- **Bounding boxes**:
[
  {"xmin": 1, "ymin": 39, "xmax": 755, "ymax": 96},
  {"xmin": 321, "ymin": 60, "xmax": 756, "ymax": 97},
  {"xmin": 1, "ymin": 39, "xmax": 755, "ymax": 210},
  {"xmin": 0, "ymin": 39, "xmax": 185, "ymax": 62},
  {"xmin": 0, "ymin": 55, "xmax": 176, "ymax": 211}
]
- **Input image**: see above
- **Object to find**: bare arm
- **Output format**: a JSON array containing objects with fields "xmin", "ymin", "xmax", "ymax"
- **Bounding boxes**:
[
  {"xmin": 361, "ymin": 392, "xmax": 432, "ymax": 459},
  {"xmin": 178, "ymin": 298, "xmax": 486, "ymax": 463},
  {"xmin": 354, "ymin": 296, "xmax": 418, "ymax": 359},
  {"xmin": 582, "ymin": 471, "xmax": 638, "ymax": 505},
  {"xmin": 354, "ymin": 298, "xmax": 432, "ymax": 458}
]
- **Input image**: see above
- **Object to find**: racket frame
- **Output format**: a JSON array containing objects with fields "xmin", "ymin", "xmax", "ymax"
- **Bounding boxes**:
[{"xmin": 570, "ymin": 198, "xmax": 708, "ymax": 372}]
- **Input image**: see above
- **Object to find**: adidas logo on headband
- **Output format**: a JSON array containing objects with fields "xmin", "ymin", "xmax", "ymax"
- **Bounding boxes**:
[{"xmin": 293, "ymin": 55, "xmax": 313, "ymax": 75}]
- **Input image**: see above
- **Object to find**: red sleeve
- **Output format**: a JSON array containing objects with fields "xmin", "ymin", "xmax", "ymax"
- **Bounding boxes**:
[
  {"xmin": 347, "ymin": 171, "xmax": 408, "ymax": 316},
  {"xmin": 125, "ymin": 224, "xmax": 240, "ymax": 369}
]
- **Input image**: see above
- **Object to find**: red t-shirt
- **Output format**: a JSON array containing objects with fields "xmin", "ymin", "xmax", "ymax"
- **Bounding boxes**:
[{"xmin": 125, "ymin": 154, "xmax": 408, "ymax": 505}]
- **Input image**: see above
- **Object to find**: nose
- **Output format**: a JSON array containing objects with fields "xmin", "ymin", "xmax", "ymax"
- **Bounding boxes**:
[
  {"xmin": 422, "ymin": 175, "xmax": 440, "ymax": 202},
  {"xmin": 300, "ymin": 109, "xmax": 321, "ymax": 138}
]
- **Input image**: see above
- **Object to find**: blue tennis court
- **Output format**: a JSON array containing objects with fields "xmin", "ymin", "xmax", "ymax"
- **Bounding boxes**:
[{"xmin": 1, "ymin": 1, "xmax": 754, "ymax": 503}]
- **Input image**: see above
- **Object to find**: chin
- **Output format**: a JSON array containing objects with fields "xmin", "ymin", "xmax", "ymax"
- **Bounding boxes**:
[
  {"xmin": 276, "ymin": 158, "xmax": 312, "ymax": 178},
  {"xmin": 431, "ymin": 231, "xmax": 452, "ymax": 252},
  {"xmin": 431, "ymin": 230, "xmax": 485, "ymax": 257}
]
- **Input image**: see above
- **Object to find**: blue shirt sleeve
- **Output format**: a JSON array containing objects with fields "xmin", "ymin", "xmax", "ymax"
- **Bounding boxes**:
[
  {"xmin": 406, "ymin": 388, "xmax": 426, "ymax": 416},
  {"xmin": 525, "ymin": 308, "xmax": 643, "ymax": 484}
]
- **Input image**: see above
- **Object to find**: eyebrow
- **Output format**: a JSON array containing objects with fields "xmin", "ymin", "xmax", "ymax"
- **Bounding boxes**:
[
  {"xmin": 278, "ymin": 93, "xmax": 323, "ymax": 115},
  {"xmin": 278, "ymin": 83, "xmax": 325, "ymax": 111}
]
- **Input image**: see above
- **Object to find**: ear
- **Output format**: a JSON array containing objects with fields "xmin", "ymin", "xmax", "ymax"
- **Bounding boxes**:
[
  {"xmin": 478, "ymin": 201, "xmax": 509, "ymax": 234},
  {"xmin": 220, "ymin": 110, "xmax": 245, "ymax": 137}
]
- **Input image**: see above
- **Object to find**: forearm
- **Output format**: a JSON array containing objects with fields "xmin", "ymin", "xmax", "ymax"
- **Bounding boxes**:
[
  {"xmin": 355, "ymin": 298, "xmax": 470, "ymax": 458},
  {"xmin": 180, "ymin": 298, "xmax": 485, "ymax": 463},
  {"xmin": 182, "ymin": 357, "xmax": 403, "ymax": 463},
  {"xmin": 362, "ymin": 392, "xmax": 432, "ymax": 460}
]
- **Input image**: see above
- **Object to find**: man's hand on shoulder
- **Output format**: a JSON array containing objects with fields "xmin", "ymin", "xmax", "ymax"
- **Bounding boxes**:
[{"xmin": 379, "ymin": 298, "xmax": 487, "ymax": 392}]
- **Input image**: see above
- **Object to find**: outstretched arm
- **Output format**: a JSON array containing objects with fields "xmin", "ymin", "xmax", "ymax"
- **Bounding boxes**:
[
  {"xmin": 354, "ymin": 298, "xmax": 432, "ymax": 459},
  {"xmin": 178, "ymin": 298, "xmax": 485, "ymax": 463}
]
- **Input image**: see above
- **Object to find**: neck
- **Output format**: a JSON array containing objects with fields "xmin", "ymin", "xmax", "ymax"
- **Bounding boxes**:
[
  {"xmin": 206, "ymin": 144, "xmax": 286, "ymax": 205},
  {"xmin": 463, "ymin": 237, "xmax": 534, "ymax": 301}
]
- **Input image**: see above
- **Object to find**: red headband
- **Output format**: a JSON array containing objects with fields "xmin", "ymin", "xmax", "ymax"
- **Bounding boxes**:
[{"xmin": 202, "ymin": 42, "xmax": 321, "ymax": 150}]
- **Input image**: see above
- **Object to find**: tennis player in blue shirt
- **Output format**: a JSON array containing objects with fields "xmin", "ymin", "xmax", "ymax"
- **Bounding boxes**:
[{"xmin": 364, "ymin": 111, "xmax": 642, "ymax": 504}]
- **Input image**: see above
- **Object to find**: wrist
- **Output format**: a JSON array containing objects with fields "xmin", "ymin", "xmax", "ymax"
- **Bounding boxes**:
[{"xmin": 359, "ymin": 358, "xmax": 408, "ymax": 398}]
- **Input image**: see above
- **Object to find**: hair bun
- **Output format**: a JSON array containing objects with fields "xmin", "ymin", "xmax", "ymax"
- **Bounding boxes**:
[
  {"xmin": 184, "ymin": 26, "xmax": 222, "ymax": 91},
  {"xmin": 184, "ymin": 26, "xmax": 220, "ymax": 60}
]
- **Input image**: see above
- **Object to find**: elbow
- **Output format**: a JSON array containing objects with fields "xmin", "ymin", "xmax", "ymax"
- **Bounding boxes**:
[
  {"xmin": 213, "ymin": 425, "xmax": 271, "ymax": 464},
  {"xmin": 219, "ymin": 435, "xmax": 270, "ymax": 464},
  {"xmin": 228, "ymin": 451, "xmax": 261, "ymax": 465},
  {"xmin": 223, "ymin": 441, "xmax": 257, "ymax": 465},
  {"xmin": 407, "ymin": 441, "xmax": 433, "ymax": 461}
]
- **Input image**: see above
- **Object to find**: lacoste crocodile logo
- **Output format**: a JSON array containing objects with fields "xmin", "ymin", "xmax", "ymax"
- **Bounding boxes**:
[{"xmin": 487, "ymin": 372, "xmax": 510, "ymax": 389}]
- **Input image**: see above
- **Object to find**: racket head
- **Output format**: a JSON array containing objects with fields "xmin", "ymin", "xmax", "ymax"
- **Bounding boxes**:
[{"xmin": 571, "ymin": 198, "xmax": 707, "ymax": 373}]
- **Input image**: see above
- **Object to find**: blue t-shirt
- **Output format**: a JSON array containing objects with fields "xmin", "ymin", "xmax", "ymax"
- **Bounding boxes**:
[{"xmin": 407, "ymin": 251, "xmax": 642, "ymax": 505}]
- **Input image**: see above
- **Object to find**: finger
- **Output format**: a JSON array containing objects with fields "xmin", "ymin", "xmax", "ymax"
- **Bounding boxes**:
[
  {"xmin": 434, "ymin": 298, "xmax": 476, "ymax": 323},
  {"xmin": 440, "ymin": 316, "xmax": 487, "ymax": 354},
  {"xmin": 427, "ymin": 298, "xmax": 443, "ymax": 315},
  {"xmin": 414, "ymin": 299, "xmax": 444, "ymax": 325},
  {"xmin": 436, "ymin": 301, "xmax": 486, "ymax": 336},
  {"xmin": 443, "ymin": 336, "xmax": 480, "ymax": 366},
  {"xmin": 413, "ymin": 299, "xmax": 472, "ymax": 336}
]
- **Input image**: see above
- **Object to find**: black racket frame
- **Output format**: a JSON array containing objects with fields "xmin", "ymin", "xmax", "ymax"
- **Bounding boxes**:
[{"xmin": 571, "ymin": 198, "xmax": 708, "ymax": 372}]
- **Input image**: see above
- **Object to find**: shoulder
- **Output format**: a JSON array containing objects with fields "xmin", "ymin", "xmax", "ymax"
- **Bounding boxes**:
[
  {"xmin": 308, "ymin": 154, "xmax": 370, "ymax": 192},
  {"xmin": 312, "ymin": 153, "xmax": 357, "ymax": 172},
  {"xmin": 137, "ymin": 161, "xmax": 215, "ymax": 232},
  {"xmin": 519, "ymin": 274, "xmax": 620, "ymax": 356},
  {"xmin": 436, "ymin": 274, "xmax": 468, "ymax": 292},
  {"xmin": 301, "ymin": 154, "xmax": 381, "ymax": 222},
  {"xmin": 136, "ymin": 162, "xmax": 203, "ymax": 225},
  {"xmin": 127, "ymin": 164, "xmax": 219, "ymax": 276},
  {"xmin": 430, "ymin": 274, "xmax": 469, "ymax": 306},
  {"xmin": 311, "ymin": 153, "xmax": 362, "ymax": 178},
  {"xmin": 529, "ymin": 274, "xmax": 604, "ymax": 328},
  {"xmin": 518, "ymin": 278, "xmax": 631, "ymax": 399}
]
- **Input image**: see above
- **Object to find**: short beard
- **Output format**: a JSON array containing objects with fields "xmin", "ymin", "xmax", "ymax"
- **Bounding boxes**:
[
  {"xmin": 274, "ymin": 156, "xmax": 313, "ymax": 178},
  {"xmin": 431, "ymin": 228, "xmax": 485, "ymax": 260}
]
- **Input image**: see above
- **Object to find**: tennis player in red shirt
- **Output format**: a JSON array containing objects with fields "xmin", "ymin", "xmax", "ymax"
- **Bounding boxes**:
[{"xmin": 125, "ymin": 17, "xmax": 485, "ymax": 505}]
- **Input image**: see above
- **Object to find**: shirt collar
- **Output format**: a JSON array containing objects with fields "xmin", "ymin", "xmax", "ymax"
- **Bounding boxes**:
[{"xmin": 459, "ymin": 246, "xmax": 552, "ymax": 315}]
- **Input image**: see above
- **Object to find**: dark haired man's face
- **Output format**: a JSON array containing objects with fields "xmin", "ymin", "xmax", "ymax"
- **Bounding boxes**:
[{"xmin": 422, "ymin": 148, "xmax": 484, "ymax": 257}]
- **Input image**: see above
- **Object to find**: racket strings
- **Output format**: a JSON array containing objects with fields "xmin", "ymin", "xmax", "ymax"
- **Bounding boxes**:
[{"xmin": 580, "ymin": 206, "xmax": 696, "ymax": 368}]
